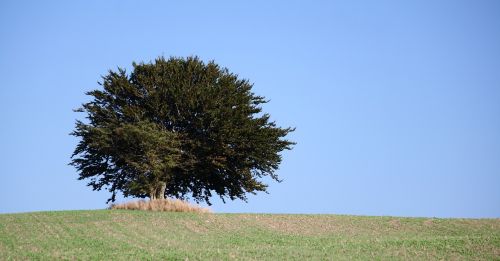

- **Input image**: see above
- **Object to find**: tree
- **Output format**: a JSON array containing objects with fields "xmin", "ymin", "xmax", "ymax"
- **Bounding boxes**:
[{"xmin": 71, "ymin": 56, "xmax": 295, "ymax": 204}]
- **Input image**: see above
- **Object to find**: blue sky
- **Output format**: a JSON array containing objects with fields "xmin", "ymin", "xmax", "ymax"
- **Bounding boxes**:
[{"xmin": 1, "ymin": 0, "xmax": 499, "ymax": 218}]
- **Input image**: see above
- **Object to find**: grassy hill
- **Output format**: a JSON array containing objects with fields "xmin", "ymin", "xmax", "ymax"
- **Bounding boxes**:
[{"xmin": 0, "ymin": 210, "xmax": 498, "ymax": 260}]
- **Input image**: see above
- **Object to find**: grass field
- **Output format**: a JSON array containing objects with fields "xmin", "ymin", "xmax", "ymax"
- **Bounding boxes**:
[{"xmin": 0, "ymin": 210, "xmax": 499, "ymax": 260}]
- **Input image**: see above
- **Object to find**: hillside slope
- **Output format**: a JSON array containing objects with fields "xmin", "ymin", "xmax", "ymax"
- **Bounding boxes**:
[{"xmin": 0, "ymin": 210, "xmax": 498, "ymax": 260}]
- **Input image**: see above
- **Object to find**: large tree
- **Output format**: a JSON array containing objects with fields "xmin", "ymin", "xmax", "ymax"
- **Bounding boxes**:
[{"xmin": 71, "ymin": 56, "xmax": 294, "ymax": 204}]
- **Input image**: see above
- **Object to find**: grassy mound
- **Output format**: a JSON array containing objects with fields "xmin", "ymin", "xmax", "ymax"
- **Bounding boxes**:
[
  {"xmin": 0, "ymin": 210, "xmax": 498, "ymax": 260},
  {"xmin": 110, "ymin": 199, "xmax": 210, "ymax": 213}
]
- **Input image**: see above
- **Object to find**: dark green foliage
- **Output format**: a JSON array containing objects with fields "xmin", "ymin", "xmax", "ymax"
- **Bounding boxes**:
[{"xmin": 71, "ymin": 56, "xmax": 295, "ymax": 204}]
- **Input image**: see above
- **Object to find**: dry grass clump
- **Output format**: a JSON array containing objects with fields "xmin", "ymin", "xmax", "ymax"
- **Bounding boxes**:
[{"xmin": 110, "ymin": 199, "xmax": 211, "ymax": 213}]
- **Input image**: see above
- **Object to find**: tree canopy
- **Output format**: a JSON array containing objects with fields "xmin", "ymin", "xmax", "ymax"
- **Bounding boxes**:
[{"xmin": 71, "ymin": 56, "xmax": 295, "ymax": 204}]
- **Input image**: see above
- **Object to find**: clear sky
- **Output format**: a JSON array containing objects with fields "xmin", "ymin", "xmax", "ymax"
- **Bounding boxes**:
[{"xmin": 1, "ymin": 0, "xmax": 499, "ymax": 218}]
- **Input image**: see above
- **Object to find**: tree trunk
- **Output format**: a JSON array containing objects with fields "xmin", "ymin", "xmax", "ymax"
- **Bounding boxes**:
[
  {"xmin": 149, "ymin": 182, "xmax": 166, "ymax": 200},
  {"xmin": 156, "ymin": 181, "xmax": 166, "ymax": 200},
  {"xmin": 149, "ymin": 187, "xmax": 156, "ymax": 200}
]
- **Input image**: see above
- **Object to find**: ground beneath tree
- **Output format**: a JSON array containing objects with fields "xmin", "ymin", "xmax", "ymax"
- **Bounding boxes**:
[{"xmin": 0, "ymin": 210, "xmax": 499, "ymax": 260}]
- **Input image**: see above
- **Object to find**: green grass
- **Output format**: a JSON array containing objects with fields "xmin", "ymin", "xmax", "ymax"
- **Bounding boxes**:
[{"xmin": 0, "ymin": 210, "xmax": 499, "ymax": 260}]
